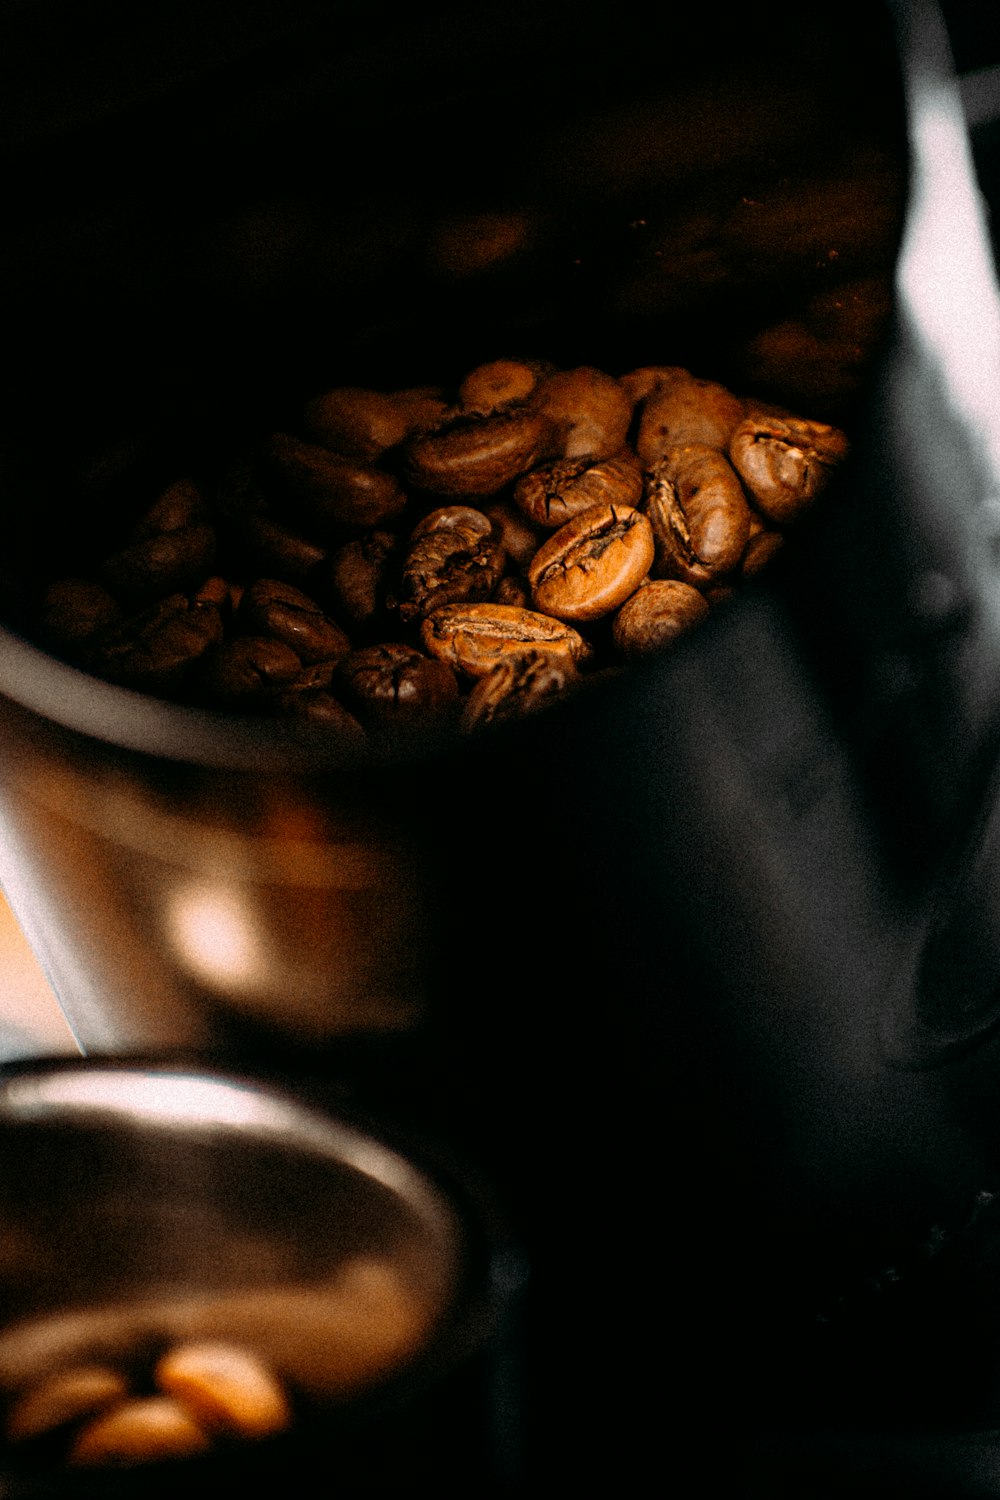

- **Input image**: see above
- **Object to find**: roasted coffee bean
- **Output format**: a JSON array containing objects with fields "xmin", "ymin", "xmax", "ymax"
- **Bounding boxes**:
[
  {"xmin": 612, "ymin": 579, "xmax": 711, "ymax": 657},
  {"xmin": 532, "ymin": 366, "xmax": 634, "ymax": 461},
  {"xmin": 37, "ymin": 580, "xmax": 122, "ymax": 652},
  {"xmin": 154, "ymin": 1342, "xmax": 291, "ymax": 1440},
  {"xmin": 513, "ymin": 452, "xmax": 643, "ymax": 530},
  {"xmin": 335, "ymin": 642, "xmax": 460, "ymax": 729},
  {"xmin": 87, "ymin": 593, "xmax": 225, "ymax": 694},
  {"xmin": 420, "ymin": 602, "xmax": 590, "ymax": 676},
  {"xmin": 729, "ymin": 412, "xmax": 849, "ymax": 523},
  {"xmin": 645, "ymin": 444, "xmax": 751, "ymax": 587},
  {"xmin": 100, "ymin": 480, "xmax": 217, "ymax": 605},
  {"xmin": 6, "ymin": 1367, "xmax": 129, "ymax": 1444},
  {"xmin": 527, "ymin": 503, "xmax": 654, "ymax": 622},
  {"xmin": 460, "ymin": 648, "xmax": 578, "ymax": 732},
  {"xmin": 198, "ymin": 636, "xmax": 303, "ymax": 705},
  {"xmin": 323, "ymin": 530, "xmax": 402, "ymax": 630},
  {"xmin": 237, "ymin": 512, "xmax": 329, "ymax": 584},
  {"xmin": 636, "ymin": 369, "xmax": 747, "ymax": 459},
  {"xmin": 394, "ymin": 506, "xmax": 505, "ymax": 622},
  {"xmin": 618, "ymin": 365, "xmax": 689, "ymax": 404},
  {"xmin": 494, "ymin": 576, "xmax": 531, "ymax": 608},
  {"xmin": 740, "ymin": 527, "xmax": 785, "ymax": 577},
  {"xmin": 483, "ymin": 500, "xmax": 544, "ymax": 570},
  {"xmin": 266, "ymin": 433, "xmax": 407, "ymax": 533},
  {"xmin": 302, "ymin": 386, "xmax": 443, "ymax": 461},
  {"xmin": 402, "ymin": 408, "xmax": 550, "ymax": 496},
  {"xmin": 457, "ymin": 358, "xmax": 548, "ymax": 415},
  {"xmin": 68, "ymin": 1396, "xmax": 211, "ymax": 1467},
  {"xmin": 236, "ymin": 579, "xmax": 350, "ymax": 665}
]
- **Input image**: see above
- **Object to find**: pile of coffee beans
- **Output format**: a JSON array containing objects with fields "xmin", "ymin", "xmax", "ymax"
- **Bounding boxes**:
[{"xmin": 19, "ymin": 359, "xmax": 848, "ymax": 754}]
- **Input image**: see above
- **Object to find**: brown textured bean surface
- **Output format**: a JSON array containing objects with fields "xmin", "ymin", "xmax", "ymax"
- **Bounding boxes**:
[
  {"xmin": 612, "ymin": 580, "xmax": 711, "ymax": 657},
  {"xmin": 421, "ymin": 603, "xmax": 589, "ymax": 676},
  {"xmin": 513, "ymin": 452, "xmax": 642, "ymax": 529},
  {"xmin": 527, "ymin": 503, "xmax": 654, "ymax": 622},
  {"xmin": 403, "ymin": 408, "xmax": 550, "ymax": 495},
  {"xmin": 646, "ymin": 444, "xmax": 751, "ymax": 586},
  {"xmin": 729, "ymin": 413, "xmax": 849, "ymax": 522}
]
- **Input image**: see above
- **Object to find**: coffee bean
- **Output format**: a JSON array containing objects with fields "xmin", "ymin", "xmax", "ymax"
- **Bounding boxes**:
[
  {"xmin": 460, "ymin": 648, "xmax": 578, "ymax": 733},
  {"xmin": 87, "ymin": 592, "xmax": 225, "ymax": 694},
  {"xmin": 393, "ymin": 506, "xmax": 505, "ymax": 622},
  {"xmin": 636, "ymin": 369, "xmax": 746, "ymax": 459},
  {"xmin": 236, "ymin": 579, "xmax": 350, "ymax": 665},
  {"xmin": 323, "ymin": 530, "xmax": 402, "ymax": 631},
  {"xmin": 420, "ymin": 602, "xmax": 590, "ymax": 676},
  {"xmin": 645, "ymin": 444, "xmax": 751, "ymax": 587},
  {"xmin": 68, "ymin": 1396, "xmax": 211, "ymax": 1467},
  {"xmin": 266, "ymin": 433, "xmax": 408, "ymax": 534},
  {"xmin": 729, "ymin": 412, "xmax": 849, "ymax": 523},
  {"xmin": 527, "ymin": 503, "xmax": 654, "ymax": 622},
  {"xmin": 198, "ymin": 636, "xmax": 303, "ymax": 705},
  {"xmin": 514, "ymin": 452, "xmax": 643, "ymax": 530},
  {"xmin": 6, "ymin": 1366, "xmax": 129, "ymax": 1444},
  {"xmin": 612, "ymin": 579, "xmax": 711, "ymax": 657},
  {"xmin": 37, "ymin": 580, "xmax": 123, "ymax": 652},
  {"xmin": 457, "ymin": 359, "xmax": 548, "ymax": 415},
  {"xmin": 302, "ymin": 387, "xmax": 427, "ymax": 461},
  {"xmin": 335, "ymin": 642, "xmax": 460, "ymax": 730},
  {"xmin": 154, "ymin": 1342, "xmax": 291, "ymax": 1440},
  {"xmin": 532, "ymin": 366, "xmax": 634, "ymax": 462},
  {"xmin": 403, "ymin": 408, "xmax": 550, "ymax": 496}
]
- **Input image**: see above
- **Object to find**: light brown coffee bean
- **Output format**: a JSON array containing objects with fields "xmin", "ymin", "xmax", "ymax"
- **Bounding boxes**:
[
  {"xmin": 637, "ymin": 370, "xmax": 746, "ymax": 460},
  {"xmin": 68, "ymin": 1396, "xmax": 211, "ymax": 1467},
  {"xmin": 645, "ymin": 444, "xmax": 751, "ymax": 587},
  {"xmin": 6, "ymin": 1366, "xmax": 130, "ymax": 1443},
  {"xmin": 729, "ymin": 413, "xmax": 849, "ymax": 523},
  {"xmin": 527, "ymin": 503, "xmax": 654, "ymax": 622},
  {"xmin": 457, "ymin": 358, "xmax": 545, "ymax": 414},
  {"xmin": 420, "ymin": 602, "xmax": 590, "ymax": 676},
  {"xmin": 394, "ymin": 506, "xmax": 505, "ymax": 622},
  {"xmin": 460, "ymin": 648, "xmax": 578, "ymax": 732},
  {"xmin": 403, "ymin": 408, "xmax": 550, "ymax": 496},
  {"xmin": 612, "ymin": 579, "xmax": 711, "ymax": 657},
  {"xmin": 154, "ymin": 1341, "xmax": 291, "ymax": 1440},
  {"xmin": 532, "ymin": 366, "xmax": 634, "ymax": 461},
  {"xmin": 513, "ymin": 452, "xmax": 643, "ymax": 529}
]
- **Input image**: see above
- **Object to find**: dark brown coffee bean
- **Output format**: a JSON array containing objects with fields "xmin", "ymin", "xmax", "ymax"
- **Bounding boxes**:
[
  {"xmin": 729, "ymin": 413, "xmax": 848, "ymax": 523},
  {"xmin": 323, "ymin": 530, "xmax": 402, "ymax": 630},
  {"xmin": 335, "ymin": 643, "xmax": 460, "ymax": 729},
  {"xmin": 636, "ymin": 370, "xmax": 746, "ymax": 460},
  {"xmin": 740, "ymin": 528, "xmax": 785, "ymax": 577},
  {"xmin": 393, "ymin": 506, "xmax": 505, "ymax": 623},
  {"xmin": 513, "ymin": 452, "xmax": 643, "ymax": 530},
  {"xmin": 198, "ymin": 636, "xmax": 303, "ymax": 705},
  {"xmin": 301, "ymin": 386, "xmax": 447, "ymax": 461},
  {"xmin": 460, "ymin": 648, "xmax": 578, "ymax": 732},
  {"xmin": 273, "ymin": 680, "xmax": 368, "ymax": 743},
  {"xmin": 100, "ymin": 526, "xmax": 216, "ymax": 606},
  {"xmin": 266, "ymin": 433, "xmax": 407, "ymax": 533},
  {"xmin": 237, "ymin": 513, "xmax": 328, "ymax": 584},
  {"xmin": 645, "ymin": 444, "xmax": 751, "ymax": 587},
  {"xmin": 532, "ymin": 367, "xmax": 634, "ymax": 461},
  {"xmin": 88, "ymin": 593, "xmax": 225, "ymax": 694},
  {"xmin": 136, "ymin": 479, "xmax": 207, "ymax": 536},
  {"xmin": 403, "ymin": 408, "xmax": 550, "ymax": 496},
  {"xmin": 611, "ymin": 579, "xmax": 710, "ymax": 658},
  {"xmin": 37, "ymin": 579, "xmax": 122, "ymax": 651},
  {"xmin": 483, "ymin": 501, "xmax": 544, "ymax": 570},
  {"xmin": 420, "ymin": 602, "xmax": 590, "ymax": 676},
  {"xmin": 236, "ymin": 579, "xmax": 350, "ymax": 666},
  {"xmin": 494, "ymin": 576, "xmax": 530, "ymax": 608},
  {"xmin": 527, "ymin": 503, "xmax": 654, "ymax": 622}
]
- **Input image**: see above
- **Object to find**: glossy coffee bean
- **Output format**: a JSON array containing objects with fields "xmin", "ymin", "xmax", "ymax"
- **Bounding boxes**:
[
  {"xmin": 403, "ymin": 408, "xmax": 550, "ymax": 496},
  {"xmin": 236, "ymin": 579, "xmax": 350, "ymax": 665},
  {"xmin": 458, "ymin": 358, "xmax": 547, "ymax": 415},
  {"xmin": 513, "ymin": 452, "xmax": 643, "ymax": 529},
  {"xmin": 420, "ymin": 602, "xmax": 590, "ymax": 676},
  {"xmin": 335, "ymin": 642, "xmax": 460, "ymax": 729},
  {"xmin": 612, "ymin": 579, "xmax": 711, "ymax": 657},
  {"xmin": 729, "ymin": 412, "xmax": 849, "ymax": 523},
  {"xmin": 323, "ymin": 530, "xmax": 402, "ymax": 630},
  {"xmin": 527, "ymin": 503, "xmax": 654, "ymax": 622},
  {"xmin": 645, "ymin": 443, "xmax": 751, "ymax": 587}
]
